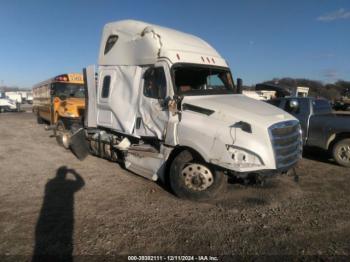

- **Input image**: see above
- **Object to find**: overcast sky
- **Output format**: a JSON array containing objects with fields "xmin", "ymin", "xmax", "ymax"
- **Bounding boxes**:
[{"xmin": 0, "ymin": 0, "xmax": 349, "ymax": 87}]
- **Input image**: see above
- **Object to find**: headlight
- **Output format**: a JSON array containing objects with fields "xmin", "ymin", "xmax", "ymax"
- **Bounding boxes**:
[{"xmin": 226, "ymin": 145, "xmax": 264, "ymax": 168}]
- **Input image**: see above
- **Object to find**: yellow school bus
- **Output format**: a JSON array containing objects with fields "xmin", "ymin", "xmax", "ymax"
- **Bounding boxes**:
[{"xmin": 32, "ymin": 73, "xmax": 85, "ymax": 130}]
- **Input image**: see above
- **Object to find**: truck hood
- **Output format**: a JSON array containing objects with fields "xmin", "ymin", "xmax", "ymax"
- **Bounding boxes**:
[{"xmin": 182, "ymin": 94, "xmax": 295, "ymax": 128}]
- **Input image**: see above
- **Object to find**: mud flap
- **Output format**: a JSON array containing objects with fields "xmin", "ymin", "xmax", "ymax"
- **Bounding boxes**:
[{"xmin": 70, "ymin": 129, "xmax": 89, "ymax": 160}]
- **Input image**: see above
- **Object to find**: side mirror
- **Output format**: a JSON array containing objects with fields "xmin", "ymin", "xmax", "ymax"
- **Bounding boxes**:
[
  {"xmin": 288, "ymin": 99, "xmax": 299, "ymax": 112},
  {"xmin": 237, "ymin": 78, "xmax": 243, "ymax": 94}
]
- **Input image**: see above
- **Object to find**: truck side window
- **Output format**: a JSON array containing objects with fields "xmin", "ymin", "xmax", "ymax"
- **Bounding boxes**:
[
  {"xmin": 313, "ymin": 100, "xmax": 332, "ymax": 114},
  {"xmin": 143, "ymin": 67, "xmax": 166, "ymax": 99},
  {"xmin": 101, "ymin": 76, "xmax": 111, "ymax": 98}
]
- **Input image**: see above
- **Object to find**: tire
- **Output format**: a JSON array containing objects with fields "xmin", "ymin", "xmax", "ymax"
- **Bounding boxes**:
[
  {"xmin": 56, "ymin": 119, "xmax": 66, "ymax": 132},
  {"xmin": 55, "ymin": 120, "xmax": 68, "ymax": 147},
  {"xmin": 37, "ymin": 115, "xmax": 44, "ymax": 124},
  {"xmin": 332, "ymin": 138, "xmax": 350, "ymax": 167},
  {"xmin": 169, "ymin": 150, "xmax": 227, "ymax": 200}
]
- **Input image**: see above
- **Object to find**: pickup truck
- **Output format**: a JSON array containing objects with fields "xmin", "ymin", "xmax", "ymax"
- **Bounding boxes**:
[{"xmin": 267, "ymin": 97, "xmax": 350, "ymax": 167}]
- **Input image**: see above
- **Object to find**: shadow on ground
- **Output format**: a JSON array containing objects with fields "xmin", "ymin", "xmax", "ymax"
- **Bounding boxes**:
[
  {"xmin": 32, "ymin": 166, "xmax": 85, "ymax": 262},
  {"xmin": 302, "ymin": 147, "xmax": 337, "ymax": 166}
]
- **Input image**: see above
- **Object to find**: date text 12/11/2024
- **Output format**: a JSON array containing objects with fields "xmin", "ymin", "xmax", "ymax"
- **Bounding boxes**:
[{"xmin": 127, "ymin": 255, "xmax": 219, "ymax": 261}]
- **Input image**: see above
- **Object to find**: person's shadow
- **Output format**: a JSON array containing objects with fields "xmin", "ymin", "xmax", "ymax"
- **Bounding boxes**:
[{"xmin": 32, "ymin": 166, "xmax": 85, "ymax": 262}]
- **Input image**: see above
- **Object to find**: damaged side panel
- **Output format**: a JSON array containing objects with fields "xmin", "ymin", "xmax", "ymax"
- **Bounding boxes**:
[{"xmin": 177, "ymin": 110, "xmax": 230, "ymax": 163}]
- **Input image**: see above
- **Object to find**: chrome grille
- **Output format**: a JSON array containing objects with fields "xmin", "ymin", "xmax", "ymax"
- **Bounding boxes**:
[{"xmin": 269, "ymin": 120, "xmax": 302, "ymax": 169}]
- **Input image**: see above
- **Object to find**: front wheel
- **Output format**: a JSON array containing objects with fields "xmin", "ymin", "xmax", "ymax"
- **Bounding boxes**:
[
  {"xmin": 37, "ymin": 115, "xmax": 44, "ymax": 124},
  {"xmin": 332, "ymin": 138, "xmax": 350, "ymax": 167},
  {"xmin": 56, "ymin": 119, "xmax": 66, "ymax": 132},
  {"xmin": 169, "ymin": 150, "xmax": 227, "ymax": 200}
]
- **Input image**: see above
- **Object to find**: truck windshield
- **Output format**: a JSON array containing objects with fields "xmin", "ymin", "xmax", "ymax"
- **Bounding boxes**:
[
  {"xmin": 173, "ymin": 65, "xmax": 236, "ymax": 95},
  {"xmin": 53, "ymin": 83, "xmax": 85, "ymax": 99}
]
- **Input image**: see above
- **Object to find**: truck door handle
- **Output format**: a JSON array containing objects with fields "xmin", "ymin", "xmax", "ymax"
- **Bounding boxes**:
[{"xmin": 136, "ymin": 117, "xmax": 142, "ymax": 129}]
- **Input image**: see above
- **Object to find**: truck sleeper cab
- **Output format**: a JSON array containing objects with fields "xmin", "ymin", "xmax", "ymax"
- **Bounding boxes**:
[{"xmin": 69, "ymin": 20, "xmax": 302, "ymax": 200}]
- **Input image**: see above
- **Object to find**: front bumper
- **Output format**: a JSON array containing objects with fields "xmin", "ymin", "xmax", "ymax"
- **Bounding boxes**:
[{"xmin": 211, "ymin": 159, "xmax": 298, "ymax": 179}]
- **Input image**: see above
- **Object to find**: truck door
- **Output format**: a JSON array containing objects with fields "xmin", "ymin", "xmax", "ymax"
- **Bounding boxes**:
[
  {"xmin": 134, "ymin": 62, "xmax": 170, "ymax": 139},
  {"xmin": 283, "ymin": 98, "xmax": 310, "ymax": 144},
  {"xmin": 307, "ymin": 100, "xmax": 333, "ymax": 149},
  {"xmin": 97, "ymin": 69, "xmax": 115, "ymax": 128}
]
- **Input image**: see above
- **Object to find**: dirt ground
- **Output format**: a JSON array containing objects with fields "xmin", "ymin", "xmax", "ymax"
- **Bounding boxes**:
[{"xmin": 0, "ymin": 108, "xmax": 349, "ymax": 260}]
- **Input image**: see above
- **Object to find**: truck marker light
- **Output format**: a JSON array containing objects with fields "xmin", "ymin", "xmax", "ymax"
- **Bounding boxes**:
[
  {"xmin": 201, "ymin": 56, "xmax": 205, "ymax": 62},
  {"xmin": 206, "ymin": 57, "xmax": 210, "ymax": 63}
]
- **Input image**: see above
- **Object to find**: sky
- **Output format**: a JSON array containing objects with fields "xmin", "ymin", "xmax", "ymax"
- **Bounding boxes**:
[{"xmin": 0, "ymin": 0, "xmax": 349, "ymax": 88}]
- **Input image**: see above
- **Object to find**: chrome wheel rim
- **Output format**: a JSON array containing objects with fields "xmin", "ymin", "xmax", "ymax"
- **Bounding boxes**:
[
  {"xmin": 181, "ymin": 164, "xmax": 214, "ymax": 191},
  {"xmin": 338, "ymin": 145, "xmax": 350, "ymax": 162}
]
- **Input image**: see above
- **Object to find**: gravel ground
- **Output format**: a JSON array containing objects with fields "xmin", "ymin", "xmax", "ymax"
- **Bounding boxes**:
[{"xmin": 0, "ymin": 109, "xmax": 349, "ymax": 260}]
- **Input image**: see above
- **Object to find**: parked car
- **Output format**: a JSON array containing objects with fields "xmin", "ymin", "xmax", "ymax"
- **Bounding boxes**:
[
  {"xmin": 267, "ymin": 97, "xmax": 350, "ymax": 167},
  {"xmin": 333, "ymin": 100, "xmax": 350, "ymax": 111}
]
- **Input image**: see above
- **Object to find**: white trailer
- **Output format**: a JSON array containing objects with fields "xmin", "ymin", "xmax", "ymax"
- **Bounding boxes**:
[
  {"xmin": 26, "ymin": 92, "xmax": 33, "ymax": 104},
  {"xmin": 0, "ymin": 92, "xmax": 18, "ymax": 112},
  {"xmin": 243, "ymin": 90, "xmax": 276, "ymax": 100},
  {"xmin": 5, "ymin": 92, "xmax": 22, "ymax": 104},
  {"xmin": 296, "ymin": 86, "xmax": 309, "ymax": 97},
  {"xmin": 64, "ymin": 20, "xmax": 302, "ymax": 200}
]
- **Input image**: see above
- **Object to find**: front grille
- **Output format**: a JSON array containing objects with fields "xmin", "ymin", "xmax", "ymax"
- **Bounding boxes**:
[{"xmin": 269, "ymin": 120, "xmax": 302, "ymax": 169}]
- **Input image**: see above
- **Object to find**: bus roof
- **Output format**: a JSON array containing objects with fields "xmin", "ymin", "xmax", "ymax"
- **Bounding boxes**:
[{"xmin": 33, "ymin": 73, "xmax": 84, "ymax": 89}]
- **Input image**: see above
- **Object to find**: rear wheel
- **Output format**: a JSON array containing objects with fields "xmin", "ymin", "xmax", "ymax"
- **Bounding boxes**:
[
  {"xmin": 56, "ymin": 119, "xmax": 66, "ymax": 132},
  {"xmin": 55, "ymin": 119, "xmax": 67, "ymax": 146},
  {"xmin": 37, "ymin": 114, "xmax": 44, "ymax": 124},
  {"xmin": 332, "ymin": 138, "xmax": 350, "ymax": 167},
  {"xmin": 169, "ymin": 150, "xmax": 227, "ymax": 200}
]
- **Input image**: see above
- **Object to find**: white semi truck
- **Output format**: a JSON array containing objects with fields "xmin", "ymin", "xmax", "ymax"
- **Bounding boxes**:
[{"xmin": 63, "ymin": 20, "xmax": 302, "ymax": 199}]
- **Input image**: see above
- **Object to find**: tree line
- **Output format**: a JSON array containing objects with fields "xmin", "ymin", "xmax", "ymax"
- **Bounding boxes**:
[{"xmin": 258, "ymin": 78, "xmax": 350, "ymax": 101}]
